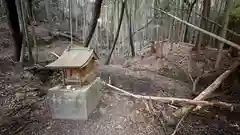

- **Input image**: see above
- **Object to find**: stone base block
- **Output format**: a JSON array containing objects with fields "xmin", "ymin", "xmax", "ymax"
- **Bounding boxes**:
[{"xmin": 47, "ymin": 77, "xmax": 102, "ymax": 120}]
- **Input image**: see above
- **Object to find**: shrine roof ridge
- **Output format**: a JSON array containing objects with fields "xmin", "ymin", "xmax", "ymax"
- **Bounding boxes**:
[{"xmin": 46, "ymin": 46, "xmax": 96, "ymax": 68}]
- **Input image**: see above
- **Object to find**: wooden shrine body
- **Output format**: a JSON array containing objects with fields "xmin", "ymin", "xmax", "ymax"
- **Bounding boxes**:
[
  {"xmin": 46, "ymin": 46, "xmax": 101, "ymax": 120},
  {"xmin": 63, "ymin": 58, "xmax": 96, "ymax": 86}
]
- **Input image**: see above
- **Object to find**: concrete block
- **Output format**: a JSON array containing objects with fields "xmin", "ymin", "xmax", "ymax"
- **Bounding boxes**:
[{"xmin": 47, "ymin": 77, "xmax": 102, "ymax": 120}]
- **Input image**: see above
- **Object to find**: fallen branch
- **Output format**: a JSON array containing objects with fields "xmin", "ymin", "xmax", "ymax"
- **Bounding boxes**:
[
  {"xmin": 194, "ymin": 10, "xmax": 240, "ymax": 37},
  {"xmin": 194, "ymin": 63, "xmax": 238, "ymax": 100},
  {"xmin": 153, "ymin": 8, "xmax": 240, "ymax": 50},
  {"xmin": 49, "ymin": 52, "xmax": 60, "ymax": 58},
  {"xmin": 192, "ymin": 70, "xmax": 223, "ymax": 94},
  {"xmin": 102, "ymin": 81, "xmax": 237, "ymax": 109},
  {"xmin": 63, "ymin": 31, "xmax": 84, "ymax": 42},
  {"xmin": 169, "ymin": 62, "xmax": 239, "ymax": 126},
  {"xmin": 48, "ymin": 31, "xmax": 82, "ymax": 43},
  {"xmin": 171, "ymin": 112, "xmax": 188, "ymax": 135}
]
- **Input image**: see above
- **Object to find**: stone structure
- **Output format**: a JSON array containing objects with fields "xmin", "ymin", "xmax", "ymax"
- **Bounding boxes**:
[{"xmin": 46, "ymin": 46, "xmax": 101, "ymax": 120}]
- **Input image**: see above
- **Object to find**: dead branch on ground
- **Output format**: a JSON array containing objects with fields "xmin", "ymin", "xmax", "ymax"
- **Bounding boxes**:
[
  {"xmin": 102, "ymin": 81, "xmax": 239, "ymax": 110},
  {"xmin": 171, "ymin": 112, "xmax": 188, "ymax": 135},
  {"xmin": 192, "ymin": 70, "xmax": 223, "ymax": 94},
  {"xmin": 48, "ymin": 31, "xmax": 82, "ymax": 43},
  {"xmin": 168, "ymin": 62, "xmax": 239, "ymax": 126},
  {"xmin": 50, "ymin": 52, "xmax": 60, "ymax": 58}
]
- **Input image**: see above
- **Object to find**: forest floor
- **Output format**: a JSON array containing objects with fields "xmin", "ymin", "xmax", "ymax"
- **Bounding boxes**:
[{"xmin": 0, "ymin": 24, "xmax": 240, "ymax": 135}]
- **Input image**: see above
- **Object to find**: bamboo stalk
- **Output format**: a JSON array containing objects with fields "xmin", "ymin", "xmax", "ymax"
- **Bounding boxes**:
[
  {"xmin": 20, "ymin": 0, "xmax": 33, "ymax": 63},
  {"xmin": 45, "ymin": 0, "xmax": 51, "ymax": 31},
  {"xmin": 215, "ymin": 0, "xmax": 233, "ymax": 69},
  {"xmin": 15, "ymin": 0, "xmax": 25, "ymax": 63},
  {"xmin": 153, "ymin": 8, "xmax": 240, "ymax": 50},
  {"xmin": 194, "ymin": 11, "xmax": 240, "ymax": 37},
  {"xmin": 84, "ymin": 0, "xmax": 103, "ymax": 47},
  {"xmin": 125, "ymin": 1, "xmax": 135, "ymax": 57},
  {"xmin": 105, "ymin": 0, "xmax": 126, "ymax": 65},
  {"xmin": 183, "ymin": 0, "xmax": 197, "ymax": 42},
  {"xmin": 69, "ymin": 0, "xmax": 73, "ymax": 45}
]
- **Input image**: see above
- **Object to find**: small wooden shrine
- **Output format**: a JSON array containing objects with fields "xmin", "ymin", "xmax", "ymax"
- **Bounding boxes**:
[
  {"xmin": 46, "ymin": 46, "xmax": 98, "ymax": 86},
  {"xmin": 46, "ymin": 46, "xmax": 101, "ymax": 120}
]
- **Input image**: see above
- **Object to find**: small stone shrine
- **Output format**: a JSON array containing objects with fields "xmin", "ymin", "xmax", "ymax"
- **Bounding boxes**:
[{"xmin": 46, "ymin": 46, "xmax": 101, "ymax": 120}]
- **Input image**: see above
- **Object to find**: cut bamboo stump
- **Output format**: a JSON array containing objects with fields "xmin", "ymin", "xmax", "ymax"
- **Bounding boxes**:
[{"xmin": 167, "ymin": 62, "xmax": 239, "ymax": 126}]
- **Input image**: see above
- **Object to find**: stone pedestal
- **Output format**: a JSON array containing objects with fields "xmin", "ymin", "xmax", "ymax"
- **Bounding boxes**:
[{"xmin": 47, "ymin": 77, "xmax": 102, "ymax": 120}]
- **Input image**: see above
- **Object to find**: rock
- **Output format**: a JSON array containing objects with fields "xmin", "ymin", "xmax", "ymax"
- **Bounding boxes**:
[
  {"xmin": 15, "ymin": 92, "xmax": 25, "ymax": 100},
  {"xmin": 22, "ymin": 71, "xmax": 35, "ymax": 79},
  {"xmin": 115, "ymin": 125, "xmax": 123, "ymax": 129},
  {"xmin": 99, "ymin": 106, "xmax": 107, "ymax": 115}
]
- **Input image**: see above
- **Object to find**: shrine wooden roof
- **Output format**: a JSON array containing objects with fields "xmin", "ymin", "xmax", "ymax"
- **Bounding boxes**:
[{"xmin": 46, "ymin": 46, "xmax": 96, "ymax": 68}]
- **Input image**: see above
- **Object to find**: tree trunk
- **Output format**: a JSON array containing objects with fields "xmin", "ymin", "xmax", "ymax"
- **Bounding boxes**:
[
  {"xmin": 4, "ymin": 0, "xmax": 22, "ymax": 62},
  {"xmin": 125, "ymin": 2, "xmax": 135, "ymax": 57},
  {"xmin": 153, "ymin": 0, "xmax": 160, "ymax": 41},
  {"xmin": 84, "ymin": 0, "xmax": 103, "ymax": 47},
  {"xmin": 108, "ymin": 1, "xmax": 116, "ymax": 50},
  {"xmin": 215, "ymin": 0, "xmax": 233, "ymax": 69},
  {"xmin": 28, "ymin": 0, "xmax": 37, "ymax": 63},
  {"xmin": 69, "ymin": 0, "xmax": 73, "ymax": 44},
  {"xmin": 212, "ymin": 0, "xmax": 224, "ymax": 48},
  {"xmin": 16, "ymin": 0, "xmax": 25, "ymax": 63},
  {"xmin": 26, "ymin": 0, "xmax": 34, "ymax": 25},
  {"xmin": 105, "ymin": 0, "xmax": 126, "ymax": 65},
  {"xmin": 194, "ymin": 0, "xmax": 210, "ymax": 56},
  {"xmin": 183, "ymin": 0, "xmax": 197, "ymax": 42},
  {"xmin": 45, "ymin": 0, "xmax": 51, "ymax": 34},
  {"xmin": 20, "ymin": 0, "xmax": 33, "ymax": 63},
  {"xmin": 61, "ymin": 0, "xmax": 65, "ymax": 21}
]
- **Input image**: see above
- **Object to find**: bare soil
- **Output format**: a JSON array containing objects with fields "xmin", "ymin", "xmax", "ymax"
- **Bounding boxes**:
[{"xmin": 0, "ymin": 23, "xmax": 240, "ymax": 135}]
